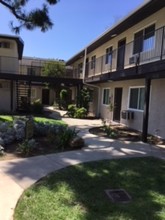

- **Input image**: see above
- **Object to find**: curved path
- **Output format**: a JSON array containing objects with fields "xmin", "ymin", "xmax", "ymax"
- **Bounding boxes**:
[{"xmin": 0, "ymin": 110, "xmax": 165, "ymax": 220}]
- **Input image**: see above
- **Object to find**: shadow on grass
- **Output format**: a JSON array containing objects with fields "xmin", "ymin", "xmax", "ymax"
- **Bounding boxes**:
[{"xmin": 15, "ymin": 157, "xmax": 165, "ymax": 220}]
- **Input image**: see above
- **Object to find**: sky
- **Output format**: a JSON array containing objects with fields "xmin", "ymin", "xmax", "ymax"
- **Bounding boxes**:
[{"xmin": 0, "ymin": 0, "xmax": 145, "ymax": 61}]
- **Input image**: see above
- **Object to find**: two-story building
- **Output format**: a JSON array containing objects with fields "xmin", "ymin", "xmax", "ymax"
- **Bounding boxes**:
[
  {"xmin": 0, "ymin": 34, "xmax": 24, "ymax": 112},
  {"xmin": 19, "ymin": 57, "xmax": 80, "ymax": 106},
  {"xmin": 66, "ymin": 0, "xmax": 165, "ymax": 141},
  {"xmin": 0, "ymin": 35, "xmax": 82, "ymax": 112}
]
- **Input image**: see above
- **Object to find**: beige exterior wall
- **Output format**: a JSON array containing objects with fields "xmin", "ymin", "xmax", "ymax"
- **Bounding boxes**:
[
  {"xmin": 86, "ymin": 8, "xmax": 165, "ymax": 60},
  {"xmin": 71, "ymin": 8, "xmax": 165, "ymax": 73},
  {"xmin": 91, "ymin": 78, "xmax": 165, "ymax": 139},
  {"xmin": 0, "ymin": 38, "xmax": 19, "ymax": 74},
  {"xmin": 0, "ymin": 80, "xmax": 11, "ymax": 111},
  {"xmin": 98, "ymin": 79, "xmax": 144, "ymax": 132},
  {"xmin": 31, "ymin": 86, "xmax": 55, "ymax": 105}
]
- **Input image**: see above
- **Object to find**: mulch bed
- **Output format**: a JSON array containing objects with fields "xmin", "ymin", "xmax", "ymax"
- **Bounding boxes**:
[
  {"xmin": 0, "ymin": 137, "xmax": 74, "ymax": 161},
  {"xmin": 89, "ymin": 125, "xmax": 165, "ymax": 145}
]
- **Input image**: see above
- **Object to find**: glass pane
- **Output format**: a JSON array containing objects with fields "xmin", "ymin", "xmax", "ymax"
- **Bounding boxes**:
[
  {"xmin": 103, "ymin": 89, "xmax": 110, "ymax": 105},
  {"xmin": 129, "ymin": 88, "xmax": 138, "ymax": 109},
  {"xmin": 133, "ymin": 30, "xmax": 143, "ymax": 54},
  {"xmin": 139, "ymin": 88, "xmax": 145, "ymax": 110},
  {"xmin": 143, "ymin": 36, "xmax": 155, "ymax": 51}
]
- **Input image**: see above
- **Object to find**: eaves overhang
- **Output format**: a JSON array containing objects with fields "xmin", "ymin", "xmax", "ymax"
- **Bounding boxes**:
[
  {"xmin": 66, "ymin": 0, "xmax": 165, "ymax": 65},
  {"xmin": 0, "ymin": 34, "xmax": 24, "ymax": 60}
]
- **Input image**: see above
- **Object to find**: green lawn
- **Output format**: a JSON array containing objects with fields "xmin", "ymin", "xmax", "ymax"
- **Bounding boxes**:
[
  {"xmin": 0, "ymin": 115, "xmax": 66, "ymax": 126},
  {"xmin": 14, "ymin": 157, "xmax": 165, "ymax": 220}
]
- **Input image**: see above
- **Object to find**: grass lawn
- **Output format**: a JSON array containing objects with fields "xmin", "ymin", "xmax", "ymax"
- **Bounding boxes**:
[
  {"xmin": 14, "ymin": 157, "xmax": 165, "ymax": 220},
  {"xmin": 0, "ymin": 115, "xmax": 66, "ymax": 126}
]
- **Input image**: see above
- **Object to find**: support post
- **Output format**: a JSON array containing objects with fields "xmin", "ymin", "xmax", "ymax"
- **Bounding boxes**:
[
  {"xmin": 76, "ymin": 84, "xmax": 83, "ymax": 108},
  {"xmin": 142, "ymin": 78, "xmax": 151, "ymax": 143},
  {"xmin": 10, "ymin": 80, "xmax": 13, "ymax": 112}
]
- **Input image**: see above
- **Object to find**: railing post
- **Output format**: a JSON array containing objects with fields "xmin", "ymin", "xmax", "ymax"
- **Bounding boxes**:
[
  {"xmin": 100, "ymin": 56, "xmax": 103, "ymax": 74},
  {"xmin": 160, "ymin": 26, "xmax": 165, "ymax": 60},
  {"xmin": 10, "ymin": 80, "xmax": 13, "ymax": 112}
]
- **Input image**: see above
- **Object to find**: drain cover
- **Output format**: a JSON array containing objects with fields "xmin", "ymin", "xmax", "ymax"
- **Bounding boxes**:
[{"xmin": 105, "ymin": 189, "xmax": 131, "ymax": 203}]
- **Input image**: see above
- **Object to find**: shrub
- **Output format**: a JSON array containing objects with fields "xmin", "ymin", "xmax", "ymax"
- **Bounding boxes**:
[
  {"xmin": 67, "ymin": 104, "xmax": 77, "ymax": 117},
  {"xmin": 60, "ymin": 89, "xmax": 68, "ymax": 110},
  {"xmin": 31, "ymin": 99, "xmax": 43, "ymax": 114},
  {"xmin": 17, "ymin": 139, "xmax": 37, "ymax": 156},
  {"xmin": 0, "ymin": 145, "xmax": 4, "ymax": 156},
  {"xmin": 56, "ymin": 127, "xmax": 78, "ymax": 150},
  {"xmin": 74, "ymin": 107, "xmax": 87, "ymax": 119}
]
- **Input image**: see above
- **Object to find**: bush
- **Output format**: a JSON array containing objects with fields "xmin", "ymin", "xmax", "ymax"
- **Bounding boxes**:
[
  {"xmin": 17, "ymin": 139, "xmax": 37, "ymax": 156},
  {"xmin": 0, "ymin": 145, "xmax": 4, "ymax": 156},
  {"xmin": 67, "ymin": 104, "xmax": 77, "ymax": 117},
  {"xmin": 31, "ymin": 99, "xmax": 43, "ymax": 114},
  {"xmin": 56, "ymin": 127, "xmax": 78, "ymax": 150},
  {"xmin": 60, "ymin": 89, "xmax": 68, "ymax": 110},
  {"xmin": 74, "ymin": 107, "xmax": 87, "ymax": 119}
]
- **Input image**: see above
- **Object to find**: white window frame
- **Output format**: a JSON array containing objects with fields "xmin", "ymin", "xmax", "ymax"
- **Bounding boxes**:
[
  {"xmin": 128, "ymin": 86, "xmax": 145, "ymax": 112},
  {"xmin": 133, "ymin": 23, "xmax": 156, "ymax": 54},
  {"xmin": 31, "ymin": 88, "xmax": 36, "ymax": 99},
  {"xmin": 102, "ymin": 88, "xmax": 111, "ymax": 106}
]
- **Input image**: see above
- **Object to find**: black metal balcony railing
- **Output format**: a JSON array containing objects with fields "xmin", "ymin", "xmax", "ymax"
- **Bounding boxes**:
[
  {"xmin": 0, "ymin": 57, "xmax": 81, "ymax": 79},
  {"xmin": 72, "ymin": 26, "xmax": 165, "ymax": 79}
]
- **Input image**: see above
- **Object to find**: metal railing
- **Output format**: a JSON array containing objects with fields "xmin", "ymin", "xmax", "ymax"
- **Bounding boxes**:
[{"xmin": 72, "ymin": 25, "xmax": 165, "ymax": 79}]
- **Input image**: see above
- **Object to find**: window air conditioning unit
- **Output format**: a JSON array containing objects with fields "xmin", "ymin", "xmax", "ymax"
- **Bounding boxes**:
[
  {"xmin": 129, "ymin": 54, "xmax": 139, "ymax": 65},
  {"xmin": 121, "ymin": 110, "xmax": 134, "ymax": 120}
]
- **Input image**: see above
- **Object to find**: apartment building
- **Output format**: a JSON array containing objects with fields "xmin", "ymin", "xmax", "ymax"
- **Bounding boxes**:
[
  {"xmin": 0, "ymin": 36, "xmax": 82, "ymax": 112},
  {"xmin": 19, "ymin": 57, "xmax": 79, "ymax": 106},
  {"xmin": 66, "ymin": 0, "xmax": 165, "ymax": 140},
  {"xmin": 0, "ymin": 34, "xmax": 24, "ymax": 111}
]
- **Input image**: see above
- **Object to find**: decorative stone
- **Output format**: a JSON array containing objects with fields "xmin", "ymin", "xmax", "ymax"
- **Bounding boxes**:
[
  {"xmin": 70, "ymin": 136, "xmax": 84, "ymax": 148},
  {"xmin": 0, "ymin": 123, "xmax": 9, "ymax": 132},
  {"xmin": 0, "ymin": 137, "xmax": 4, "ymax": 146},
  {"xmin": 0, "ymin": 145, "xmax": 4, "ymax": 155}
]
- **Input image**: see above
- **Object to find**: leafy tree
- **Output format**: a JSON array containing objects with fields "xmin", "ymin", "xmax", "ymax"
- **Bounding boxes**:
[
  {"xmin": 0, "ymin": 0, "xmax": 59, "ymax": 33},
  {"xmin": 78, "ymin": 88, "xmax": 91, "ymax": 113},
  {"xmin": 42, "ymin": 60, "xmax": 65, "ymax": 77}
]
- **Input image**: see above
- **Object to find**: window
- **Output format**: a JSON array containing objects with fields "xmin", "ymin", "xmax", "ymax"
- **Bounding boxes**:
[
  {"xmin": 105, "ymin": 47, "xmax": 113, "ymax": 64},
  {"xmin": 78, "ymin": 63, "xmax": 83, "ymax": 74},
  {"xmin": 0, "ymin": 41, "xmax": 10, "ymax": 48},
  {"xmin": 102, "ymin": 88, "xmax": 110, "ymax": 105},
  {"xmin": 31, "ymin": 88, "xmax": 36, "ymax": 98},
  {"xmin": 143, "ymin": 25, "xmax": 155, "ymax": 51},
  {"xmin": 91, "ymin": 55, "xmax": 96, "ymax": 69},
  {"xmin": 133, "ymin": 24, "xmax": 155, "ymax": 54},
  {"xmin": 129, "ymin": 87, "xmax": 145, "ymax": 110}
]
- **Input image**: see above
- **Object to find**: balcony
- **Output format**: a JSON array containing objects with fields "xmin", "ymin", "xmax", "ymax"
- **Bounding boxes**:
[{"xmin": 75, "ymin": 26, "xmax": 165, "ymax": 80}]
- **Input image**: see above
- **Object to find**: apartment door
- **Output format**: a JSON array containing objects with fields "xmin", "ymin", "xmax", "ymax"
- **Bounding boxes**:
[
  {"xmin": 117, "ymin": 39, "xmax": 126, "ymax": 70},
  {"xmin": 113, "ymin": 88, "xmax": 123, "ymax": 122},
  {"xmin": 42, "ymin": 89, "xmax": 50, "ymax": 105}
]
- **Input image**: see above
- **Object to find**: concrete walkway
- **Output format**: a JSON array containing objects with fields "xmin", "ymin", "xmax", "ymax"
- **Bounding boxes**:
[{"xmin": 0, "ymin": 109, "xmax": 165, "ymax": 220}]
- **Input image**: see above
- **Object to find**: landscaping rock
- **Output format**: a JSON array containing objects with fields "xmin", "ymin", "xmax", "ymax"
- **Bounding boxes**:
[
  {"xmin": 0, "ymin": 145, "xmax": 4, "ymax": 155},
  {"xmin": 70, "ymin": 136, "xmax": 84, "ymax": 148},
  {"xmin": 15, "ymin": 128, "xmax": 25, "ymax": 140},
  {"xmin": 0, "ymin": 122, "xmax": 9, "ymax": 132},
  {"xmin": 6, "ymin": 128, "xmax": 15, "ymax": 136},
  {"xmin": 0, "ymin": 137, "xmax": 4, "ymax": 146}
]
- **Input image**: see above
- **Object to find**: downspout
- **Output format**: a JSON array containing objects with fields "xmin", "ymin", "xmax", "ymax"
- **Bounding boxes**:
[{"xmin": 82, "ymin": 48, "xmax": 101, "ymax": 117}]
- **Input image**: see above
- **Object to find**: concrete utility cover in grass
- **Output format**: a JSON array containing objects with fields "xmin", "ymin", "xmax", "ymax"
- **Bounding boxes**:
[{"xmin": 105, "ymin": 189, "xmax": 131, "ymax": 203}]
